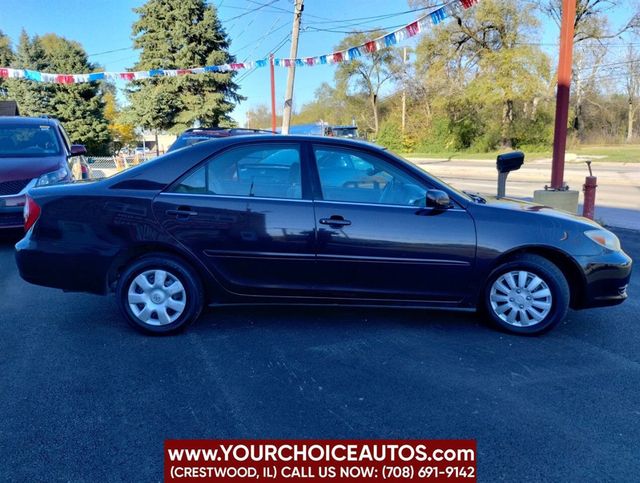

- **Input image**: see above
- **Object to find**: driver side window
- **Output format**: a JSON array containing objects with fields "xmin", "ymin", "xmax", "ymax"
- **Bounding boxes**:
[{"xmin": 313, "ymin": 145, "xmax": 426, "ymax": 206}]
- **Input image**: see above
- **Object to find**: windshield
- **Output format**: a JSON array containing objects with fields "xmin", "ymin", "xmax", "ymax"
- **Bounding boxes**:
[
  {"xmin": 332, "ymin": 127, "xmax": 358, "ymax": 138},
  {"xmin": 0, "ymin": 124, "xmax": 61, "ymax": 157}
]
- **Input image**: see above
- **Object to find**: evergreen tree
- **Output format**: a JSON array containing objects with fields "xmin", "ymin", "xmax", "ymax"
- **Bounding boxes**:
[
  {"xmin": 126, "ymin": 0, "xmax": 243, "ymax": 132},
  {"xmin": 6, "ymin": 31, "xmax": 51, "ymax": 115},
  {"xmin": 5, "ymin": 31, "xmax": 111, "ymax": 154},
  {"xmin": 0, "ymin": 31, "xmax": 12, "ymax": 66},
  {"xmin": 0, "ymin": 30, "xmax": 14, "ymax": 96}
]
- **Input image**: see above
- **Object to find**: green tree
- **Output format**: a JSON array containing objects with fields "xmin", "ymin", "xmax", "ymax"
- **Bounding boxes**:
[
  {"xmin": 40, "ymin": 34, "xmax": 111, "ymax": 154},
  {"xmin": 127, "ymin": 0, "xmax": 243, "ymax": 132},
  {"xmin": 6, "ymin": 31, "xmax": 51, "ymax": 115},
  {"xmin": 0, "ymin": 30, "xmax": 13, "ymax": 96},
  {"xmin": 413, "ymin": 0, "xmax": 551, "ymax": 149}
]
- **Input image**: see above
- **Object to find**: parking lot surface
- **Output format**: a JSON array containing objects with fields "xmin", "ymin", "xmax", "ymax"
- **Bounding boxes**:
[{"xmin": 0, "ymin": 228, "xmax": 638, "ymax": 482}]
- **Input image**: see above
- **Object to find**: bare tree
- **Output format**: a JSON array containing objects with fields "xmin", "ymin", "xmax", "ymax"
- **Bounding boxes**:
[
  {"xmin": 623, "ymin": 45, "xmax": 640, "ymax": 141},
  {"xmin": 541, "ymin": 0, "xmax": 639, "ymax": 42}
]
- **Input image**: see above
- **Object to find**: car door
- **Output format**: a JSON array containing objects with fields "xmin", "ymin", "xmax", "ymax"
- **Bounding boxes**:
[
  {"xmin": 310, "ymin": 143, "xmax": 476, "ymax": 303},
  {"xmin": 153, "ymin": 142, "xmax": 318, "ymax": 296}
]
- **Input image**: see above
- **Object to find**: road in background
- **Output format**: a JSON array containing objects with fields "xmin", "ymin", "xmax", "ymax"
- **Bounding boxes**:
[
  {"xmin": 410, "ymin": 158, "xmax": 640, "ymax": 230},
  {"xmin": 0, "ymin": 228, "xmax": 638, "ymax": 481}
]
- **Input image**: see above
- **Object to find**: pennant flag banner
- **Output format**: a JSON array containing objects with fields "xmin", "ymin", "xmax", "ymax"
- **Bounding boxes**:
[{"xmin": 0, "ymin": 0, "xmax": 480, "ymax": 84}]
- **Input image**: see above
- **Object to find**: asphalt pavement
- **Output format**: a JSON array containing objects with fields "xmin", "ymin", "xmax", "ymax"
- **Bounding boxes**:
[{"xmin": 0, "ymin": 228, "xmax": 638, "ymax": 482}]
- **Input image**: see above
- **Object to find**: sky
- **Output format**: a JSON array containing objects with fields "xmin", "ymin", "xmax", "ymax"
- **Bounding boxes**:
[{"xmin": 0, "ymin": 0, "xmax": 634, "ymax": 126}]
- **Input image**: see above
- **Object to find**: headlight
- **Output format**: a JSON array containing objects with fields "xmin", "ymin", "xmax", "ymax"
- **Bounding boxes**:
[
  {"xmin": 36, "ymin": 167, "xmax": 69, "ymax": 187},
  {"xmin": 584, "ymin": 229, "xmax": 621, "ymax": 251}
]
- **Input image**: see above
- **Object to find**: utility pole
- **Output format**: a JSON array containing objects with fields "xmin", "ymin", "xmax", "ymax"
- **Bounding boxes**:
[
  {"xmin": 401, "ymin": 47, "xmax": 407, "ymax": 133},
  {"xmin": 281, "ymin": 0, "xmax": 304, "ymax": 135},
  {"xmin": 270, "ymin": 54, "xmax": 277, "ymax": 133},
  {"xmin": 550, "ymin": 0, "xmax": 577, "ymax": 190}
]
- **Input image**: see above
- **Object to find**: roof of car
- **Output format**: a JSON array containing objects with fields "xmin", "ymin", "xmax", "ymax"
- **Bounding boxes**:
[
  {"xmin": 180, "ymin": 127, "xmax": 273, "ymax": 136},
  {"xmin": 191, "ymin": 133, "xmax": 385, "ymax": 151},
  {"xmin": 0, "ymin": 116, "xmax": 58, "ymax": 126}
]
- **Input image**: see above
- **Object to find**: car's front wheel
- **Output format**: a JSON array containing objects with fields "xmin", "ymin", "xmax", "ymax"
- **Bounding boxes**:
[
  {"xmin": 116, "ymin": 254, "xmax": 204, "ymax": 334},
  {"xmin": 482, "ymin": 254, "xmax": 570, "ymax": 335}
]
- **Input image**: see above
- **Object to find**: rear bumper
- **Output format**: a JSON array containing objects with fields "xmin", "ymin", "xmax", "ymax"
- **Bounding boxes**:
[
  {"xmin": 15, "ymin": 232, "xmax": 111, "ymax": 295},
  {"xmin": 0, "ymin": 195, "xmax": 25, "ymax": 229},
  {"xmin": 575, "ymin": 250, "xmax": 633, "ymax": 309}
]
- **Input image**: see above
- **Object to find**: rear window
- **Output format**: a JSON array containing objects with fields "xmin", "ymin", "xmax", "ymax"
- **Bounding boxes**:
[{"xmin": 0, "ymin": 124, "xmax": 61, "ymax": 157}]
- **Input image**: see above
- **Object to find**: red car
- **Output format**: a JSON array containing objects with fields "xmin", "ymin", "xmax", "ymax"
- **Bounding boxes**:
[{"xmin": 0, "ymin": 116, "xmax": 87, "ymax": 229}]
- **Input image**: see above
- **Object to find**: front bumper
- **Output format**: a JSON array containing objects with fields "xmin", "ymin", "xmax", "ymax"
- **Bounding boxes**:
[
  {"xmin": 576, "ymin": 249, "xmax": 633, "ymax": 309},
  {"xmin": 0, "ymin": 195, "xmax": 25, "ymax": 229}
]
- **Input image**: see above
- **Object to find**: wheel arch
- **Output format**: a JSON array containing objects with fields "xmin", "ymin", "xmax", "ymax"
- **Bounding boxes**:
[
  {"xmin": 483, "ymin": 245, "xmax": 586, "ymax": 309},
  {"xmin": 107, "ymin": 242, "xmax": 223, "ymax": 304}
]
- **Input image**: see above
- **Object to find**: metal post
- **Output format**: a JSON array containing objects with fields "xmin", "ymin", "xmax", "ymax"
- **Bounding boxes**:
[
  {"xmin": 582, "ymin": 161, "xmax": 597, "ymax": 219},
  {"xmin": 401, "ymin": 47, "xmax": 407, "ymax": 133},
  {"xmin": 270, "ymin": 54, "xmax": 277, "ymax": 133},
  {"xmin": 550, "ymin": 0, "xmax": 577, "ymax": 190},
  {"xmin": 281, "ymin": 0, "xmax": 304, "ymax": 135}
]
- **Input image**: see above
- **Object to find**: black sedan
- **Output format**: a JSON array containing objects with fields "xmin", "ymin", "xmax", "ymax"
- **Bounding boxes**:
[{"xmin": 15, "ymin": 135, "xmax": 632, "ymax": 335}]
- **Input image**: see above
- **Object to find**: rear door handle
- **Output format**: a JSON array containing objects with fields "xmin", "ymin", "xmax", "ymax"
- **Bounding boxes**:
[
  {"xmin": 319, "ymin": 216, "xmax": 351, "ymax": 227},
  {"xmin": 166, "ymin": 208, "xmax": 198, "ymax": 218}
]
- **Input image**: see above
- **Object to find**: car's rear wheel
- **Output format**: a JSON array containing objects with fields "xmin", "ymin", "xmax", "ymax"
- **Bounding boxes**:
[
  {"xmin": 116, "ymin": 254, "xmax": 204, "ymax": 334},
  {"xmin": 482, "ymin": 254, "xmax": 570, "ymax": 335}
]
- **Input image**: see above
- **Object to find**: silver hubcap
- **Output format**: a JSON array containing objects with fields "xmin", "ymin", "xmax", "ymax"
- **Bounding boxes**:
[
  {"xmin": 128, "ymin": 269, "xmax": 186, "ymax": 326},
  {"xmin": 490, "ymin": 270, "xmax": 552, "ymax": 327}
]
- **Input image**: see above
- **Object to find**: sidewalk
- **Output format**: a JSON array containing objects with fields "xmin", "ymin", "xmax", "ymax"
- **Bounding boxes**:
[{"xmin": 408, "ymin": 157, "xmax": 640, "ymax": 231}]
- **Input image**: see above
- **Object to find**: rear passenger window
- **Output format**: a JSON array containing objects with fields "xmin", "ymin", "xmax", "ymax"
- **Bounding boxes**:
[{"xmin": 173, "ymin": 144, "xmax": 302, "ymax": 199}]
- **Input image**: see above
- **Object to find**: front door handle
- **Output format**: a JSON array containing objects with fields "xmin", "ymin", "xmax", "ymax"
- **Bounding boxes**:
[
  {"xmin": 319, "ymin": 216, "xmax": 351, "ymax": 227},
  {"xmin": 166, "ymin": 207, "xmax": 198, "ymax": 218}
]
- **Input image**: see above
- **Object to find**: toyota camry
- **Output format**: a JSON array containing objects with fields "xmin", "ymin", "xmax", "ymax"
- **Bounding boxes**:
[{"xmin": 15, "ymin": 135, "xmax": 632, "ymax": 335}]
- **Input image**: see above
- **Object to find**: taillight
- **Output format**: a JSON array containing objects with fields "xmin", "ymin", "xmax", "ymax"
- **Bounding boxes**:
[{"xmin": 23, "ymin": 195, "xmax": 41, "ymax": 232}]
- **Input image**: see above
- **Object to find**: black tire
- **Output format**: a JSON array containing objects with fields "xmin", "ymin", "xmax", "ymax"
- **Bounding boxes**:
[
  {"xmin": 116, "ymin": 254, "xmax": 204, "ymax": 334},
  {"xmin": 482, "ymin": 254, "xmax": 570, "ymax": 335}
]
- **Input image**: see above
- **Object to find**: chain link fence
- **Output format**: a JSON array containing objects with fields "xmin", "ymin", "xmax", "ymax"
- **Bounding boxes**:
[{"xmin": 87, "ymin": 155, "xmax": 158, "ymax": 179}]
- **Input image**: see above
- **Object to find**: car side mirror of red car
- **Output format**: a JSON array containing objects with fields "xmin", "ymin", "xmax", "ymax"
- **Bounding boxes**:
[{"xmin": 70, "ymin": 144, "xmax": 87, "ymax": 156}]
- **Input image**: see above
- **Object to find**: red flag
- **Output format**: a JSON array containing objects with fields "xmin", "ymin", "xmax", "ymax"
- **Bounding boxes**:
[
  {"xmin": 333, "ymin": 52, "xmax": 343, "ymax": 63},
  {"xmin": 406, "ymin": 21, "xmax": 420, "ymax": 37},
  {"xmin": 306, "ymin": 57, "xmax": 314, "ymax": 66},
  {"xmin": 177, "ymin": 69, "xmax": 192, "ymax": 75},
  {"xmin": 120, "ymin": 72, "xmax": 135, "ymax": 80},
  {"xmin": 364, "ymin": 41, "xmax": 377, "ymax": 53},
  {"xmin": 55, "ymin": 75, "xmax": 74, "ymax": 84},
  {"xmin": 460, "ymin": 0, "xmax": 478, "ymax": 9},
  {"xmin": 0, "ymin": 68, "xmax": 8, "ymax": 78}
]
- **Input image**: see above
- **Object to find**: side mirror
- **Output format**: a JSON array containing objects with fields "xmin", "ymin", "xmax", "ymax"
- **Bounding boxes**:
[
  {"xmin": 426, "ymin": 189, "xmax": 450, "ymax": 209},
  {"xmin": 70, "ymin": 144, "xmax": 87, "ymax": 156}
]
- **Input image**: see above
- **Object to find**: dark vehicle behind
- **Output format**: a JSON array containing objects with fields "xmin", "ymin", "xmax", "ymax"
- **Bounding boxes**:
[
  {"xmin": 167, "ymin": 127, "xmax": 273, "ymax": 153},
  {"xmin": 0, "ymin": 117, "xmax": 88, "ymax": 229}
]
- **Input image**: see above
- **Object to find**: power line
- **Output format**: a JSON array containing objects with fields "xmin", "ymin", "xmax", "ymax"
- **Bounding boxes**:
[
  {"xmin": 222, "ymin": 0, "xmax": 280, "ymax": 22},
  {"xmin": 304, "ymin": 4, "xmax": 444, "ymax": 27},
  {"xmin": 305, "ymin": 23, "xmax": 409, "ymax": 35},
  {"xmin": 88, "ymin": 47, "xmax": 134, "ymax": 57},
  {"xmin": 235, "ymin": 32, "xmax": 290, "ymax": 84}
]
